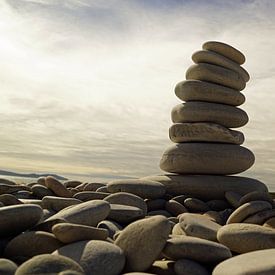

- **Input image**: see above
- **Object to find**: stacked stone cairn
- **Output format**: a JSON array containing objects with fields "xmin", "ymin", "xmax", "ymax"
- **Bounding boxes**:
[{"xmin": 0, "ymin": 42, "xmax": 275, "ymax": 275}]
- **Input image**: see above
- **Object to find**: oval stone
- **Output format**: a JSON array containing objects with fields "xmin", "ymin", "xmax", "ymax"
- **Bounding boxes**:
[
  {"xmin": 115, "ymin": 215, "xmax": 171, "ymax": 271},
  {"xmin": 184, "ymin": 198, "xmax": 210, "ymax": 213},
  {"xmin": 186, "ymin": 63, "xmax": 245, "ymax": 91},
  {"xmin": 203, "ymin": 41, "xmax": 245, "ymax": 65},
  {"xmin": 107, "ymin": 179, "xmax": 166, "ymax": 199},
  {"xmin": 243, "ymin": 209, "xmax": 275, "ymax": 225},
  {"xmin": 142, "ymin": 175, "xmax": 267, "ymax": 200},
  {"xmin": 0, "ymin": 204, "xmax": 43, "ymax": 237},
  {"xmin": 45, "ymin": 176, "xmax": 72, "ymax": 198},
  {"xmin": 73, "ymin": 191, "xmax": 109, "ymax": 201},
  {"xmin": 171, "ymin": 102, "xmax": 248, "ymax": 128},
  {"xmin": 31, "ymin": 184, "xmax": 55, "ymax": 199},
  {"xmin": 218, "ymin": 223, "xmax": 275, "ymax": 253},
  {"xmin": 174, "ymin": 259, "xmax": 209, "ymax": 275},
  {"xmin": 239, "ymin": 191, "xmax": 273, "ymax": 205},
  {"xmin": 160, "ymin": 143, "xmax": 254, "ymax": 175},
  {"xmin": 0, "ymin": 258, "xmax": 18, "ymax": 275},
  {"xmin": 42, "ymin": 196, "xmax": 82, "ymax": 212},
  {"xmin": 53, "ymin": 240, "xmax": 125, "ymax": 275},
  {"xmin": 192, "ymin": 50, "xmax": 249, "ymax": 82},
  {"xmin": 169, "ymin": 123, "xmax": 244, "ymax": 144},
  {"xmin": 175, "ymin": 80, "xmax": 245, "ymax": 106}
]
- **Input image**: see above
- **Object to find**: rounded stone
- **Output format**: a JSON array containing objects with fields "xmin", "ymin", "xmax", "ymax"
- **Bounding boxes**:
[
  {"xmin": 83, "ymin": 182, "xmax": 106, "ymax": 191},
  {"xmin": 31, "ymin": 184, "xmax": 55, "ymax": 199},
  {"xmin": 14, "ymin": 254, "xmax": 84, "ymax": 275},
  {"xmin": 162, "ymin": 236, "xmax": 232, "ymax": 263},
  {"xmin": 226, "ymin": 200, "xmax": 272, "ymax": 224},
  {"xmin": 97, "ymin": 220, "xmax": 123, "ymax": 239},
  {"xmin": 104, "ymin": 192, "xmax": 147, "ymax": 215},
  {"xmin": 169, "ymin": 123, "xmax": 244, "ymax": 144},
  {"xmin": 115, "ymin": 215, "xmax": 171, "ymax": 271},
  {"xmin": 264, "ymin": 217, "xmax": 275, "ymax": 228},
  {"xmin": 165, "ymin": 200, "xmax": 188, "ymax": 216},
  {"xmin": 73, "ymin": 191, "xmax": 109, "ymax": 201},
  {"xmin": 184, "ymin": 198, "xmax": 210, "ymax": 213},
  {"xmin": 192, "ymin": 50, "xmax": 249, "ymax": 82},
  {"xmin": 239, "ymin": 191, "xmax": 273, "ymax": 205},
  {"xmin": 225, "ymin": 191, "xmax": 241, "ymax": 208},
  {"xmin": 142, "ymin": 175, "xmax": 267, "ymax": 200},
  {"xmin": 52, "ymin": 222, "xmax": 109, "ymax": 243},
  {"xmin": 203, "ymin": 41, "xmax": 245, "ymax": 65},
  {"xmin": 174, "ymin": 259, "xmax": 209, "ymax": 275},
  {"xmin": 63, "ymin": 180, "xmax": 82, "ymax": 188},
  {"xmin": 218, "ymin": 223, "xmax": 275, "ymax": 253},
  {"xmin": 160, "ymin": 143, "xmax": 254, "ymax": 175},
  {"xmin": 45, "ymin": 176, "xmax": 72, "ymax": 198},
  {"xmin": 53, "ymin": 240, "xmax": 125, "ymax": 275},
  {"xmin": 0, "ymin": 204, "xmax": 43, "ymax": 237},
  {"xmin": 0, "ymin": 194, "xmax": 23, "ymax": 206},
  {"xmin": 5, "ymin": 231, "xmax": 63, "ymax": 262},
  {"xmin": 0, "ymin": 258, "xmax": 18, "ymax": 275},
  {"xmin": 172, "ymin": 223, "xmax": 186, "ymax": 236},
  {"xmin": 175, "ymin": 80, "xmax": 245, "ymax": 106},
  {"xmin": 147, "ymin": 260, "xmax": 175, "ymax": 275},
  {"xmin": 186, "ymin": 63, "xmax": 245, "ymax": 91},
  {"xmin": 243, "ymin": 209, "xmax": 275, "ymax": 225},
  {"xmin": 107, "ymin": 179, "xmax": 166, "ymax": 199},
  {"xmin": 171, "ymin": 102, "xmax": 248, "ymax": 128},
  {"xmin": 179, "ymin": 213, "xmax": 221, "ymax": 241},
  {"xmin": 0, "ymin": 178, "xmax": 16, "ymax": 185},
  {"xmin": 0, "ymin": 184, "xmax": 30, "ymax": 195},
  {"xmin": 46, "ymin": 200, "xmax": 110, "ymax": 227},
  {"xmin": 42, "ymin": 196, "xmax": 82, "ymax": 212}
]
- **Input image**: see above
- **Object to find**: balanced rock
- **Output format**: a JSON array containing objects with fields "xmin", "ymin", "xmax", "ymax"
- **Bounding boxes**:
[
  {"xmin": 160, "ymin": 143, "xmax": 254, "ymax": 175},
  {"xmin": 171, "ymin": 102, "xmax": 248, "ymax": 128}
]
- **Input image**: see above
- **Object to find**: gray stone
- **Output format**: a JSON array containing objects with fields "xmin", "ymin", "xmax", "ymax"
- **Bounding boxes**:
[
  {"xmin": 146, "ymin": 199, "xmax": 166, "ymax": 211},
  {"xmin": 160, "ymin": 143, "xmax": 254, "ymax": 175},
  {"xmin": 225, "ymin": 191, "xmax": 241, "ymax": 208},
  {"xmin": 73, "ymin": 191, "xmax": 109, "ymax": 201},
  {"xmin": 63, "ymin": 180, "xmax": 82, "ymax": 188},
  {"xmin": 31, "ymin": 184, "xmax": 55, "ymax": 199},
  {"xmin": 0, "ymin": 194, "xmax": 22, "ymax": 206},
  {"xmin": 239, "ymin": 191, "xmax": 273, "ymax": 205},
  {"xmin": 42, "ymin": 196, "xmax": 81, "ymax": 212},
  {"xmin": 0, "ymin": 184, "xmax": 30, "ymax": 195},
  {"xmin": 83, "ymin": 182, "xmax": 106, "ymax": 191},
  {"xmin": 174, "ymin": 259, "xmax": 209, "ymax": 275},
  {"xmin": 97, "ymin": 220, "xmax": 123, "ymax": 239},
  {"xmin": 243, "ymin": 209, "xmax": 275, "ymax": 224},
  {"xmin": 45, "ymin": 176, "xmax": 72, "ymax": 198},
  {"xmin": 184, "ymin": 198, "xmax": 210, "ymax": 213},
  {"xmin": 171, "ymin": 102, "xmax": 248, "ymax": 128},
  {"xmin": 165, "ymin": 200, "xmax": 188, "ymax": 216},
  {"xmin": 206, "ymin": 200, "xmax": 230, "ymax": 211}
]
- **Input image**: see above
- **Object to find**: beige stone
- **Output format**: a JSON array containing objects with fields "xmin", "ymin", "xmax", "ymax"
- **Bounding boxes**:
[
  {"xmin": 169, "ymin": 122, "xmax": 244, "ymax": 145},
  {"xmin": 45, "ymin": 176, "xmax": 72, "ymax": 198},
  {"xmin": 239, "ymin": 191, "xmax": 273, "ymax": 205},
  {"xmin": 172, "ymin": 223, "xmax": 186, "ymax": 236},
  {"xmin": 53, "ymin": 240, "xmax": 125, "ymax": 275},
  {"xmin": 203, "ymin": 41, "xmax": 245, "ymax": 65},
  {"xmin": 142, "ymin": 175, "xmax": 267, "ymax": 200},
  {"xmin": 186, "ymin": 63, "xmax": 245, "ymax": 90},
  {"xmin": 15, "ymin": 254, "xmax": 84, "ymax": 275},
  {"xmin": 147, "ymin": 260, "xmax": 176, "ymax": 275},
  {"xmin": 227, "ymin": 200, "xmax": 272, "ymax": 224},
  {"xmin": 115, "ymin": 215, "xmax": 171, "ymax": 271},
  {"xmin": 243, "ymin": 209, "xmax": 275, "ymax": 224},
  {"xmin": 264, "ymin": 217, "xmax": 275, "ymax": 228},
  {"xmin": 42, "ymin": 196, "xmax": 81, "ymax": 211},
  {"xmin": 160, "ymin": 143, "xmax": 254, "ymax": 175},
  {"xmin": 107, "ymin": 179, "xmax": 166, "ymax": 199},
  {"xmin": 217, "ymin": 223, "xmax": 275, "ymax": 253},
  {"xmin": 192, "ymin": 50, "xmax": 249, "ymax": 82},
  {"xmin": 175, "ymin": 80, "xmax": 245, "ymax": 106},
  {"xmin": 73, "ymin": 191, "xmax": 109, "ymax": 201},
  {"xmin": 0, "ymin": 258, "xmax": 18, "ymax": 275},
  {"xmin": 171, "ymin": 102, "xmax": 248, "ymax": 128},
  {"xmin": 83, "ymin": 182, "xmax": 106, "ymax": 191},
  {"xmin": 163, "ymin": 236, "xmax": 231, "ymax": 263},
  {"xmin": 174, "ymin": 259, "xmax": 209, "ymax": 275}
]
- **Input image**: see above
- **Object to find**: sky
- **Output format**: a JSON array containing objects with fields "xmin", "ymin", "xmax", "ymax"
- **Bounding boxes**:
[{"xmin": 0, "ymin": 0, "xmax": 275, "ymax": 187}]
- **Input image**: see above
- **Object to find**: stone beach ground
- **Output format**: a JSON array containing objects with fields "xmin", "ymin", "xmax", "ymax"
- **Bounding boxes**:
[{"xmin": 1, "ymin": 41, "xmax": 275, "ymax": 274}]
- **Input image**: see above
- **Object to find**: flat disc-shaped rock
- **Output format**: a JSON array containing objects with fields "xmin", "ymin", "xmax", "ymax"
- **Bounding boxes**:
[
  {"xmin": 171, "ymin": 102, "xmax": 248, "ymax": 128},
  {"xmin": 217, "ymin": 223, "xmax": 275, "ymax": 253},
  {"xmin": 142, "ymin": 175, "xmax": 267, "ymax": 200},
  {"xmin": 107, "ymin": 179, "xmax": 166, "ymax": 199},
  {"xmin": 192, "ymin": 50, "xmax": 249, "ymax": 82},
  {"xmin": 186, "ymin": 63, "xmax": 246, "ymax": 91},
  {"xmin": 175, "ymin": 80, "xmax": 245, "ymax": 106},
  {"xmin": 160, "ymin": 143, "xmax": 255, "ymax": 175},
  {"xmin": 115, "ymin": 215, "xmax": 171, "ymax": 271},
  {"xmin": 170, "ymin": 122, "xmax": 244, "ymax": 144},
  {"xmin": 0, "ymin": 204, "xmax": 43, "ymax": 237},
  {"xmin": 213, "ymin": 249, "xmax": 275, "ymax": 275},
  {"xmin": 53, "ymin": 240, "xmax": 125, "ymax": 275},
  {"xmin": 203, "ymin": 41, "xmax": 245, "ymax": 65}
]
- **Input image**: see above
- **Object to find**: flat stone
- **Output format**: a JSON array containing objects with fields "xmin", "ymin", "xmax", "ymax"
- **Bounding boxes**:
[
  {"xmin": 147, "ymin": 210, "xmax": 172, "ymax": 217},
  {"xmin": 97, "ymin": 220, "xmax": 123, "ymax": 239},
  {"xmin": 0, "ymin": 184, "xmax": 30, "ymax": 195},
  {"xmin": 52, "ymin": 222, "xmax": 108, "ymax": 243},
  {"xmin": 45, "ymin": 176, "xmax": 72, "ymax": 198},
  {"xmin": 5, "ymin": 231, "xmax": 63, "ymax": 262},
  {"xmin": 104, "ymin": 192, "xmax": 147, "ymax": 215},
  {"xmin": 203, "ymin": 41, "xmax": 245, "ymax": 65},
  {"xmin": 174, "ymin": 259, "xmax": 210, "ymax": 275},
  {"xmin": 14, "ymin": 191, "xmax": 34, "ymax": 199},
  {"xmin": 14, "ymin": 254, "xmax": 84, "ymax": 275},
  {"xmin": 46, "ymin": 200, "xmax": 110, "ymax": 227},
  {"xmin": 83, "ymin": 182, "xmax": 106, "ymax": 191},
  {"xmin": 218, "ymin": 223, "xmax": 275, "ymax": 253},
  {"xmin": 0, "ymin": 258, "xmax": 18, "ymax": 275},
  {"xmin": 192, "ymin": 50, "xmax": 249, "ymax": 81},
  {"xmin": 227, "ymin": 200, "xmax": 272, "ymax": 224},
  {"xmin": 160, "ymin": 143, "xmax": 254, "ymax": 175},
  {"xmin": 142, "ymin": 175, "xmax": 267, "ymax": 200},
  {"xmin": 107, "ymin": 179, "xmax": 166, "ymax": 199},
  {"xmin": 63, "ymin": 180, "xmax": 82, "ymax": 188},
  {"xmin": 171, "ymin": 102, "xmax": 248, "ymax": 128},
  {"xmin": 32, "ymin": 218, "xmax": 66, "ymax": 233},
  {"xmin": 184, "ymin": 198, "xmax": 210, "ymax": 213},
  {"xmin": 31, "ymin": 184, "xmax": 55, "ymax": 199},
  {"xmin": 73, "ymin": 191, "xmax": 109, "ymax": 201},
  {"xmin": 169, "ymin": 123, "xmax": 244, "ymax": 144},
  {"xmin": 175, "ymin": 80, "xmax": 245, "ymax": 106},
  {"xmin": 0, "ymin": 194, "xmax": 23, "ymax": 206},
  {"xmin": 20, "ymin": 199, "xmax": 42, "ymax": 206},
  {"xmin": 165, "ymin": 200, "xmax": 188, "ymax": 216},
  {"xmin": 186, "ymin": 63, "xmax": 245, "ymax": 90},
  {"xmin": 163, "ymin": 236, "xmax": 232, "ymax": 263},
  {"xmin": 243, "ymin": 209, "xmax": 275, "ymax": 224},
  {"xmin": 42, "ymin": 196, "xmax": 82, "ymax": 212},
  {"xmin": 53, "ymin": 240, "xmax": 125, "ymax": 275},
  {"xmin": 179, "ymin": 213, "xmax": 221, "ymax": 241},
  {"xmin": 0, "ymin": 204, "xmax": 43, "ymax": 237},
  {"xmin": 239, "ymin": 191, "xmax": 273, "ymax": 205},
  {"xmin": 115, "ymin": 215, "xmax": 171, "ymax": 271}
]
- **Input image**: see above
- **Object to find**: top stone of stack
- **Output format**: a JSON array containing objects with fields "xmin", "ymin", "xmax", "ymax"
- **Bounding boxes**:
[{"xmin": 160, "ymin": 41, "xmax": 255, "ymax": 175}]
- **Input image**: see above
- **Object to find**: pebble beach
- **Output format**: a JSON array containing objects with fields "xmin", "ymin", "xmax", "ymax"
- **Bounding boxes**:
[{"xmin": 1, "ymin": 41, "xmax": 275, "ymax": 275}]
